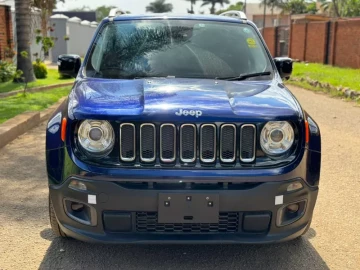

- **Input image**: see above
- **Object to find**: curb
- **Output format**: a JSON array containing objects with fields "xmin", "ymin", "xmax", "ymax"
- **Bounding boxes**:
[
  {"xmin": 0, "ymin": 82, "xmax": 73, "ymax": 99},
  {"xmin": 289, "ymin": 77, "xmax": 360, "ymax": 101},
  {"xmin": 0, "ymin": 97, "xmax": 66, "ymax": 149}
]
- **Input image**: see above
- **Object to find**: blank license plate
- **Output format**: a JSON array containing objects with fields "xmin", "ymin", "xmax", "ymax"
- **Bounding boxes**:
[{"xmin": 158, "ymin": 193, "xmax": 219, "ymax": 224}]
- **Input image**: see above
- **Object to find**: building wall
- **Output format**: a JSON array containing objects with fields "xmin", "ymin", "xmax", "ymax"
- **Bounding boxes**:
[
  {"xmin": 305, "ymin": 22, "xmax": 327, "ymax": 63},
  {"xmin": 67, "ymin": 21, "xmax": 96, "ymax": 58},
  {"xmin": 253, "ymin": 14, "xmax": 290, "ymax": 28},
  {"xmin": 289, "ymin": 24, "xmax": 307, "ymax": 61},
  {"xmin": 263, "ymin": 27, "xmax": 276, "ymax": 56},
  {"xmin": 288, "ymin": 19, "xmax": 360, "ymax": 69},
  {"xmin": 333, "ymin": 20, "xmax": 360, "ymax": 68},
  {"xmin": 50, "ymin": 15, "xmax": 97, "ymax": 62},
  {"xmin": 0, "ymin": 5, "xmax": 13, "ymax": 60}
]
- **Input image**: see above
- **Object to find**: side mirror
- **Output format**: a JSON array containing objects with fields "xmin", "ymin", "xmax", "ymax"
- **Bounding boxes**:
[
  {"xmin": 58, "ymin": 54, "xmax": 82, "ymax": 78},
  {"xmin": 274, "ymin": 57, "xmax": 293, "ymax": 80}
]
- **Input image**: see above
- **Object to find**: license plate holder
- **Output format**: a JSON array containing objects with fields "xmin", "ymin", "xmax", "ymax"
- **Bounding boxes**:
[{"xmin": 158, "ymin": 193, "xmax": 219, "ymax": 223}]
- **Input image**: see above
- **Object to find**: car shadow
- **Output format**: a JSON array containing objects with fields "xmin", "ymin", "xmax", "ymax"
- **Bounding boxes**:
[{"xmin": 39, "ymin": 228, "xmax": 329, "ymax": 270}]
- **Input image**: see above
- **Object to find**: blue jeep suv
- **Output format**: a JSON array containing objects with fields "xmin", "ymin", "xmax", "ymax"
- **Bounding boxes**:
[{"xmin": 46, "ymin": 10, "xmax": 321, "ymax": 243}]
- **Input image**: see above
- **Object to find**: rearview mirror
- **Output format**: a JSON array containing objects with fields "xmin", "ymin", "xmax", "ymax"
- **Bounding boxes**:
[
  {"xmin": 274, "ymin": 57, "xmax": 293, "ymax": 80},
  {"xmin": 58, "ymin": 54, "xmax": 82, "ymax": 78}
]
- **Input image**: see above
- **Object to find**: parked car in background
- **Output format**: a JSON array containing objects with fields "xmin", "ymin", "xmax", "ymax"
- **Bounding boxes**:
[{"xmin": 46, "ymin": 10, "xmax": 321, "ymax": 244}]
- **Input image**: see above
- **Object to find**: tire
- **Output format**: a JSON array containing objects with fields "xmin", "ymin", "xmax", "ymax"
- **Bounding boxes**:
[{"xmin": 49, "ymin": 196, "xmax": 67, "ymax": 238}]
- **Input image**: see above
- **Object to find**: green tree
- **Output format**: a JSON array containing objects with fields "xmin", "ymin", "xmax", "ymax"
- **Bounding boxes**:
[
  {"xmin": 281, "ymin": 0, "xmax": 307, "ymax": 14},
  {"xmin": 14, "ymin": 0, "xmax": 35, "ymax": 83},
  {"xmin": 146, "ymin": 0, "xmax": 173, "ymax": 13},
  {"xmin": 260, "ymin": 0, "xmax": 281, "ymax": 15},
  {"xmin": 306, "ymin": 1, "xmax": 318, "ymax": 14},
  {"xmin": 185, "ymin": 0, "xmax": 197, "ymax": 14},
  {"xmin": 201, "ymin": 0, "xmax": 230, "ymax": 14},
  {"xmin": 95, "ymin": 5, "xmax": 116, "ymax": 21},
  {"xmin": 32, "ymin": 0, "xmax": 65, "ymax": 37},
  {"xmin": 216, "ymin": 1, "xmax": 244, "ymax": 14}
]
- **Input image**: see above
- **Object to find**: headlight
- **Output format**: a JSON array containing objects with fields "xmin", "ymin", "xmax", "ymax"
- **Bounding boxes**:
[
  {"xmin": 260, "ymin": 121, "xmax": 294, "ymax": 156},
  {"xmin": 78, "ymin": 120, "xmax": 114, "ymax": 157}
]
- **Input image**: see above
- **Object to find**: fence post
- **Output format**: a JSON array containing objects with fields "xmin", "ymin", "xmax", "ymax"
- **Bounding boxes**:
[
  {"xmin": 274, "ymin": 26, "xmax": 278, "ymax": 57},
  {"xmin": 303, "ymin": 23, "xmax": 308, "ymax": 61},
  {"xmin": 324, "ymin": 21, "xmax": 331, "ymax": 64}
]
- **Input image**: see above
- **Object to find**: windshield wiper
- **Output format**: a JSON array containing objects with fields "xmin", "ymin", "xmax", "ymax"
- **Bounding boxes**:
[{"xmin": 216, "ymin": 71, "xmax": 271, "ymax": 81}]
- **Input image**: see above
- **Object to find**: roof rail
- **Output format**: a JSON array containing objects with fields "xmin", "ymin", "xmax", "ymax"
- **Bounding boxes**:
[
  {"xmin": 219, "ymin": 11, "xmax": 247, "ymax": 20},
  {"xmin": 109, "ymin": 8, "xmax": 126, "ymax": 18}
]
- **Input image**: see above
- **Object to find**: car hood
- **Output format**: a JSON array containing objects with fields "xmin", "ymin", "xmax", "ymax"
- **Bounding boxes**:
[{"xmin": 68, "ymin": 78, "xmax": 302, "ymax": 122}]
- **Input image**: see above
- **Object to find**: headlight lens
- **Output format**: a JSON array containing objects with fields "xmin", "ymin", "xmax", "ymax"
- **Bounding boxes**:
[
  {"xmin": 260, "ymin": 121, "xmax": 294, "ymax": 156},
  {"xmin": 78, "ymin": 120, "xmax": 114, "ymax": 157}
]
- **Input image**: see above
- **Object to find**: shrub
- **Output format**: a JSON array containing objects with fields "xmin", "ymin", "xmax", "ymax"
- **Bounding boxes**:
[
  {"xmin": 33, "ymin": 61, "xmax": 48, "ymax": 79},
  {"xmin": 0, "ymin": 60, "xmax": 16, "ymax": 82}
]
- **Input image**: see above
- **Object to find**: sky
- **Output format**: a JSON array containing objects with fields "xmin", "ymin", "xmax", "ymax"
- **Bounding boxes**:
[{"xmin": 55, "ymin": 0, "xmax": 258, "ymax": 14}]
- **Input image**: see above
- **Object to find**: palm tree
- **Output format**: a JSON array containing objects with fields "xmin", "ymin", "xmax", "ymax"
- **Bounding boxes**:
[
  {"xmin": 14, "ymin": 0, "xmax": 35, "ymax": 83},
  {"xmin": 146, "ymin": 0, "xmax": 173, "ymax": 13},
  {"xmin": 201, "ymin": 0, "xmax": 230, "ymax": 14},
  {"xmin": 185, "ymin": 0, "xmax": 197, "ymax": 14}
]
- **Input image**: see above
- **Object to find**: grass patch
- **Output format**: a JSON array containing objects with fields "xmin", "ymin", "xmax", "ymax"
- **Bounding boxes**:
[
  {"xmin": 0, "ymin": 69, "xmax": 74, "ymax": 94},
  {"xmin": 292, "ymin": 62, "xmax": 360, "ymax": 92},
  {"xmin": 0, "ymin": 86, "xmax": 71, "ymax": 124}
]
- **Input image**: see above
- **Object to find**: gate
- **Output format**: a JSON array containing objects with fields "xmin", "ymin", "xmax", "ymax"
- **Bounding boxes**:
[{"xmin": 276, "ymin": 26, "xmax": 290, "ymax": 57}]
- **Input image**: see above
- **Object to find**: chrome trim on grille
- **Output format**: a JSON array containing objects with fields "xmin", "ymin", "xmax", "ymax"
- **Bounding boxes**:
[
  {"xmin": 240, "ymin": 124, "xmax": 256, "ymax": 163},
  {"xmin": 160, "ymin": 123, "xmax": 176, "ymax": 163},
  {"xmin": 140, "ymin": 123, "xmax": 156, "ymax": 162},
  {"xmin": 200, "ymin": 124, "xmax": 216, "ymax": 163},
  {"xmin": 119, "ymin": 123, "xmax": 136, "ymax": 162},
  {"xmin": 220, "ymin": 124, "xmax": 236, "ymax": 163},
  {"xmin": 180, "ymin": 124, "xmax": 196, "ymax": 163}
]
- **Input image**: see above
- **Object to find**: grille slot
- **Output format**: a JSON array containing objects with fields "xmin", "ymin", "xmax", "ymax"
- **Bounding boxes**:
[
  {"xmin": 160, "ymin": 124, "xmax": 176, "ymax": 163},
  {"xmin": 220, "ymin": 124, "xmax": 236, "ymax": 163},
  {"xmin": 119, "ymin": 123, "xmax": 136, "ymax": 162},
  {"xmin": 240, "ymin": 124, "xmax": 256, "ymax": 163},
  {"xmin": 180, "ymin": 124, "xmax": 196, "ymax": 163},
  {"xmin": 140, "ymin": 124, "xmax": 156, "ymax": 162},
  {"xmin": 200, "ymin": 124, "xmax": 216, "ymax": 163},
  {"xmin": 136, "ymin": 212, "xmax": 239, "ymax": 233}
]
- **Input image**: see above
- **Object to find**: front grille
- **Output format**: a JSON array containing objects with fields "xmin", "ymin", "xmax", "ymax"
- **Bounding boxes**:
[
  {"xmin": 240, "ymin": 124, "xmax": 256, "ymax": 162},
  {"xmin": 160, "ymin": 124, "xmax": 176, "ymax": 162},
  {"xmin": 180, "ymin": 124, "xmax": 196, "ymax": 162},
  {"xmin": 200, "ymin": 124, "xmax": 216, "ymax": 163},
  {"xmin": 140, "ymin": 124, "xmax": 156, "ymax": 162},
  {"xmin": 118, "ymin": 123, "xmax": 257, "ymax": 166},
  {"xmin": 220, "ymin": 124, "xmax": 236, "ymax": 162},
  {"xmin": 120, "ymin": 123, "xmax": 136, "ymax": 161},
  {"xmin": 136, "ymin": 212, "xmax": 239, "ymax": 233}
]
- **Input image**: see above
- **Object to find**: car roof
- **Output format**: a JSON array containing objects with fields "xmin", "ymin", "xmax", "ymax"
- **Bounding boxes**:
[{"xmin": 109, "ymin": 13, "xmax": 246, "ymax": 24}]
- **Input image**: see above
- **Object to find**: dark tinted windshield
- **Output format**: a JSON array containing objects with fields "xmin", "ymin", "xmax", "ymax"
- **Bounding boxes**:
[{"xmin": 85, "ymin": 20, "xmax": 272, "ymax": 79}]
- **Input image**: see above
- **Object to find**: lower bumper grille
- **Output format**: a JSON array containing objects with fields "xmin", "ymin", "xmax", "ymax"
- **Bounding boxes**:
[{"xmin": 136, "ymin": 212, "xmax": 239, "ymax": 233}]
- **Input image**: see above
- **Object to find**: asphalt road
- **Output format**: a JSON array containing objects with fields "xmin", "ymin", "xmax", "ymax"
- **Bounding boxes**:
[{"xmin": 0, "ymin": 85, "xmax": 359, "ymax": 270}]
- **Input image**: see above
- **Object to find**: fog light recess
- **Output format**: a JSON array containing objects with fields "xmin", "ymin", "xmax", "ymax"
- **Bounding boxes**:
[
  {"xmin": 277, "ymin": 200, "xmax": 307, "ymax": 227},
  {"xmin": 63, "ymin": 199, "xmax": 97, "ymax": 226}
]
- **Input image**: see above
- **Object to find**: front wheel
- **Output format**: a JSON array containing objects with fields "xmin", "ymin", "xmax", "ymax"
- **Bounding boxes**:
[{"xmin": 49, "ymin": 196, "xmax": 67, "ymax": 238}]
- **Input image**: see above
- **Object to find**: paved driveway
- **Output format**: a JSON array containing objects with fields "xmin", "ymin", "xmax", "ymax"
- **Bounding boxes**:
[{"xmin": 0, "ymin": 86, "xmax": 359, "ymax": 270}]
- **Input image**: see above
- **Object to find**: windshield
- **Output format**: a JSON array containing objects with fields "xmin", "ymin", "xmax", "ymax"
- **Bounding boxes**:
[{"xmin": 85, "ymin": 19, "xmax": 273, "ymax": 80}]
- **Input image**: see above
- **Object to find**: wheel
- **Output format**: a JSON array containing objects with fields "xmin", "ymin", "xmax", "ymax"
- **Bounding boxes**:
[{"xmin": 49, "ymin": 196, "xmax": 67, "ymax": 238}]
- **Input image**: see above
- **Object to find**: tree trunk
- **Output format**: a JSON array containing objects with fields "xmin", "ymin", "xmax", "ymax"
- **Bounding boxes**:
[
  {"xmin": 210, "ymin": 3, "xmax": 216, "ymax": 14},
  {"xmin": 332, "ymin": 0, "xmax": 341, "ymax": 17},
  {"xmin": 15, "ymin": 0, "xmax": 35, "ymax": 83}
]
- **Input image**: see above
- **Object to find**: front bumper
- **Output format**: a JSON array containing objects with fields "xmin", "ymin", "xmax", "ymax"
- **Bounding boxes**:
[{"xmin": 49, "ymin": 177, "xmax": 318, "ymax": 244}]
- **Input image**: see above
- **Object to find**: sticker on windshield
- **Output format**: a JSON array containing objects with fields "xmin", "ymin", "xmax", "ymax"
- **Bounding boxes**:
[
  {"xmin": 246, "ymin": 38, "xmax": 258, "ymax": 48},
  {"xmin": 243, "ymin": 28, "xmax": 251, "ymax": 34}
]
